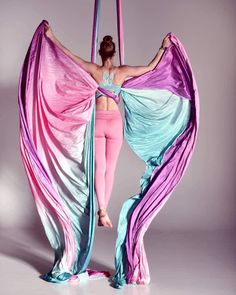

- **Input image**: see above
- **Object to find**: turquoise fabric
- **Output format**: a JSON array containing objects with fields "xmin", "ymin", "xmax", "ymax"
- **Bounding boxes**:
[
  {"xmin": 121, "ymin": 88, "xmax": 190, "ymax": 192},
  {"xmin": 40, "ymin": 101, "xmax": 97, "ymax": 283},
  {"xmin": 111, "ymin": 87, "xmax": 191, "ymax": 287},
  {"xmin": 95, "ymin": 71, "xmax": 122, "ymax": 98}
]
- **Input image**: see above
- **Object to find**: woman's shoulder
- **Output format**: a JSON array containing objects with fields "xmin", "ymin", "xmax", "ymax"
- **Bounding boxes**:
[
  {"xmin": 117, "ymin": 64, "xmax": 130, "ymax": 71},
  {"xmin": 116, "ymin": 65, "xmax": 128, "ymax": 74}
]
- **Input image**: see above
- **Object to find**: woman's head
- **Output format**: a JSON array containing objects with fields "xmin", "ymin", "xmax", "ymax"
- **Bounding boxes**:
[{"xmin": 99, "ymin": 35, "xmax": 116, "ymax": 61}]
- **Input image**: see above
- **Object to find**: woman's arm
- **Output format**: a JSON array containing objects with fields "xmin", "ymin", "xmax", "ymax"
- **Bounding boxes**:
[
  {"xmin": 120, "ymin": 36, "xmax": 172, "ymax": 78},
  {"xmin": 44, "ymin": 23, "xmax": 98, "ymax": 74}
]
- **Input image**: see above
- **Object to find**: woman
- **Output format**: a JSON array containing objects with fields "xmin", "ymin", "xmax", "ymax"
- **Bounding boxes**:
[{"xmin": 44, "ymin": 23, "xmax": 171, "ymax": 228}]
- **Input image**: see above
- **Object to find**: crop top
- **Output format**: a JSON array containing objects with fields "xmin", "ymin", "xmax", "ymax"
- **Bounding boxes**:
[{"xmin": 95, "ymin": 71, "xmax": 121, "ymax": 103}]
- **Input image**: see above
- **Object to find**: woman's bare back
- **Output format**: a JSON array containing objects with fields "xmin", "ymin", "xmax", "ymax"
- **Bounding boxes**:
[{"xmin": 92, "ymin": 66, "xmax": 126, "ymax": 111}]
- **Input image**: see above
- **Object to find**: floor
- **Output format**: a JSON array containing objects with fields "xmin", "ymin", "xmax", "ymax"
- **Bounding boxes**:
[{"xmin": 0, "ymin": 228, "xmax": 235, "ymax": 295}]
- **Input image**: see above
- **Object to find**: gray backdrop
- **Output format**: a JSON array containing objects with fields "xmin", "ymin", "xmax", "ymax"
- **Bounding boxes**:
[{"xmin": 0, "ymin": 0, "xmax": 235, "ymax": 232}]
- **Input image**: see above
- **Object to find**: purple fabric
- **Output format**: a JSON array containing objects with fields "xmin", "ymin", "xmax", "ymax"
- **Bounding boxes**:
[
  {"xmin": 122, "ymin": 32, "xmax": 199, "ymax": 284},
  {"xmin": 116, "ymin": 0, "xmax": 124, "ymax": 65},
  {"xmin": 124, "ymin": 33, "xmax": 193, "ymax": 99},
  {"xmin": 97, "ymin": 86, "xmax": 120, "ymax": 103}
]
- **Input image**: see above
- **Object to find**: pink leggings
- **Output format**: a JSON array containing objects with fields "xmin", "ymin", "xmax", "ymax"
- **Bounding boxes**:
[{"xmin": 95, "ymin": 110, "xmax": 123, "ymax": 210}]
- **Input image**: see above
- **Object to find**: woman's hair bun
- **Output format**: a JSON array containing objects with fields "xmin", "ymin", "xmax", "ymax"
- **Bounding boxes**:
[
  {"xmin": 99, "ymin": 35, "xmax": 115, "ymax": 60},
  {"xmin": 103, "ymin": 35, "xmax": 113, "ymax": 42}
]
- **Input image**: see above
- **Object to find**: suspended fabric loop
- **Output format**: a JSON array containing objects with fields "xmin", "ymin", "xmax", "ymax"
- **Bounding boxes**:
[
  {"xmin": 91, "ymin": 0, "xmax": 101, "ymax": 63},
  {"xmin": 116, "ymin": 0, "xmax": 124, "ymax": 65},
  {"xmin": 18, "ymin": 0, "xmax": 199, "ymax": 290},
  {"xmin": 91, "ymin": 0, "xmax": 124, "ymax": 65}
]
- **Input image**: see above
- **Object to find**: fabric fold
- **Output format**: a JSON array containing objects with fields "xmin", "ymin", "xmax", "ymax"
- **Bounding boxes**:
[
  {"xmin": 111, "ymin": 33, "xmax": 199, "ymax": 288},
  {"xmin": 18, "ymin": 20, "xmax": 109, "ymax": 283}
]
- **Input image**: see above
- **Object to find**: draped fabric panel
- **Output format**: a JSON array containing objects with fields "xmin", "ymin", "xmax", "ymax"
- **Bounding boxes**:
[
  {"xmin": 111, "ymin": 34, "xmax": 199, "ymax": 288},
  {"xmin": 18, "ymin": 21, "xmax": 110, "ymax": 282},
  {"xmin": 18, "ymin": 20, "xmax": 199, "ymax": 288}
]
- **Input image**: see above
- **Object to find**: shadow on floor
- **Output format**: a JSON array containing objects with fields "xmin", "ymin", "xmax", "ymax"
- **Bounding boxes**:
[{"xmin": 0, "ymin": 227, "xmax": 114, "ymax": 278}]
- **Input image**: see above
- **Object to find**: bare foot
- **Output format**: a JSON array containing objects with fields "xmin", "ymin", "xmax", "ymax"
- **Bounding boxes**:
[{"xmin": 97, "ymin": 209, "xmax": 113, "ymax": 228}]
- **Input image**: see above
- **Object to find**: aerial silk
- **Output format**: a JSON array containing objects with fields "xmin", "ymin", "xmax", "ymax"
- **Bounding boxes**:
[{"xmin": 18, "ymin": 0, "xmax": 199, "ymax": 290}]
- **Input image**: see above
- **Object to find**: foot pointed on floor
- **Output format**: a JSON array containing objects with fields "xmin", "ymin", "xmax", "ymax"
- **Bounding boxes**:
[{"xmin": 97, "ymin": 208, "xmax": 113, "ymax": 228}]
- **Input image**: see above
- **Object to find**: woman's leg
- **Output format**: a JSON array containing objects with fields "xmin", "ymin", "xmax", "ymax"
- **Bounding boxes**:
[
  {"xmin": 104, "ymin": 111, "xmax": 123, "ymax": 209},
  {"xmin": 95, "ymin": 110, "xmax": 123, "ymax": 227},
  {"xmin": 94, "ymin": 115, "xmax": 106, "ymax": 210}
]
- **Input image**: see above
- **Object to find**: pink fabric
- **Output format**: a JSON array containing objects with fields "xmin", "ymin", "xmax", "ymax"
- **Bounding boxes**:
[{"xmin": 95, "ymin": 110, "xmax": 123, "ymax": 209}]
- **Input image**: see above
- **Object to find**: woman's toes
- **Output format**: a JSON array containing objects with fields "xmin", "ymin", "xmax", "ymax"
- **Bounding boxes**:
[
  {"xmin": 106, "ymin": 217, "xmax": 113, "ymax": 228},
  {"xmin": 99, "ymin": 215, "xmax": 113, "ymax": 228},
  {"xmin": 97, "ymin": 209, "xmax": 113, "ymax": 228}
]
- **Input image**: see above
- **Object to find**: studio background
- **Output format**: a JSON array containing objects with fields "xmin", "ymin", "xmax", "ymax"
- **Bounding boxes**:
[
  {"xmin": 1, "ymin": 0, "xmax": 235, "ymax": 232},
  {"xmin": 0, "ymin": 1, "xmax": 236, "ymax": 294}
]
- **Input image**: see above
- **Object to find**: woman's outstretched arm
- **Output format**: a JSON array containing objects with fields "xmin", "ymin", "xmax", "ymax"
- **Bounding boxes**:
[
  {"xmin": 120, "ymin": 36, "xmax": 172, "ymax": 78},
  {"xmin": 44, "ymin": 23, "xmax": 98, "ymax": 74}
]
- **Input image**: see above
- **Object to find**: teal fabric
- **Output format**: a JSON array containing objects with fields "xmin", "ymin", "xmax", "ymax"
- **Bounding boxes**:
[
  {"xmin": 95, "ymin": 71, "xmax": 122, "ymax": 98},
  {"xmin": 111, "ymin": 88, "xmax": 191, "ymax": 287},
  {"xmin": 40, "ymin": 103, "xmax": 97, "ymax": 283},
  {"xmin": 121, "ymin": 88, "xmax": 191, "ymax": 193}
]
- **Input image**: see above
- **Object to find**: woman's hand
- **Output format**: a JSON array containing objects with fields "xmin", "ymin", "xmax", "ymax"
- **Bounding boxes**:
[
  {"xmin": 44, "ymin": 23, "xmax": 54, "ymax": 40},
  {"xmin": 161, "ymin": 36, "xmax": 172, "ymax": 48},
  {"xmin": 42, "ymin": 23, "xmax": 98, "ymax": 74}
]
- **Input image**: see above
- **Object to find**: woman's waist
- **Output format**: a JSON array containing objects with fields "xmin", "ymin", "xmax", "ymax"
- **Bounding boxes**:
[
  {"xmin": 95, "ymin": 85, "xmax": 121, "ymax": 98},
  {"xmin": 95, "ymin": 108, "xmax": 122, "ymax": 119},
  {"xmin": 95, "ymin": 95, "xmax": 120, "ymax": 108}
]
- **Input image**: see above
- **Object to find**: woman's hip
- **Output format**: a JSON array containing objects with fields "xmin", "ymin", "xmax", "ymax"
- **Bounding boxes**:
[
  {"xmin": 95, "ymin": 110, "xmax": 123, "ymax": 139},
  {"xmin": 95, "ymin": 109, "xmax": 122, "ymax": 119}
]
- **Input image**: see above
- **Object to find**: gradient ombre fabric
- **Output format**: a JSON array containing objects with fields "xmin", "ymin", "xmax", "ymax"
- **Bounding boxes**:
[{"xmin": 18, "ymin": 20, "xmax": 199, "ymax": 288}]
